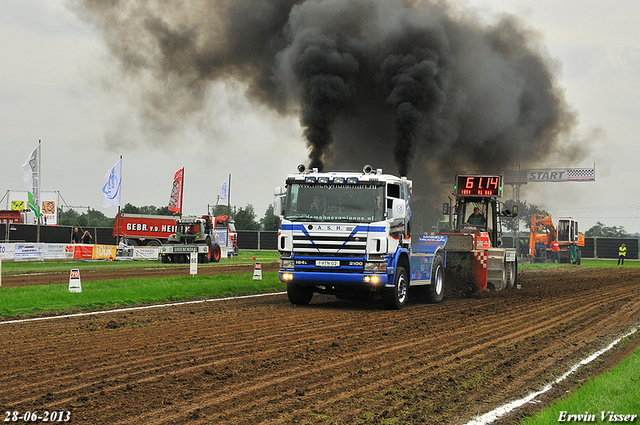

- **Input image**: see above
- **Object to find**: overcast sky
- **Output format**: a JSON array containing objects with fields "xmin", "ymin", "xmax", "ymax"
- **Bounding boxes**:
[{"xmin": 1, "ymin": 0, "xmax": 639, "ymax": 233}]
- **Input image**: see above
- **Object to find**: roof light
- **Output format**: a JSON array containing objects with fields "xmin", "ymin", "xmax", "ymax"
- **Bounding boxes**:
[
  {"xmin": 333, "ymin": 177, "xmax": 345, "ymax": 184},
  {"xmin": 318, "ymin": 177, "xmax": 329, "ymax": 184},
  {"xmin": 305, "ymin": 176, "xmax": 316, "ymax": 184},
  {"xmin": 347, "ymin": 177, "xmax": 359, "ymax": 184}
]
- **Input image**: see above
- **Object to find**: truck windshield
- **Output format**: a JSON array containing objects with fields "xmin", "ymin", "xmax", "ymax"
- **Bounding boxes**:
[{"xmin": 285, "ymin": 183, "xmax": 385, "ymax": 223}]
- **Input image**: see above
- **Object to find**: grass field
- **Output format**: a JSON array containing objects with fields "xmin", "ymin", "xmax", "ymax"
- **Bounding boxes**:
[
  {"xmin": 0, "ymin": 256, "xmax": 634, "ymax": 320},
  {"xmin": 0, "ymin": 250, "xmax": 280, "ymax": 274},
  {"xmin": 520, "ymin": 340, "xmax": 640, "ymax": 424}
]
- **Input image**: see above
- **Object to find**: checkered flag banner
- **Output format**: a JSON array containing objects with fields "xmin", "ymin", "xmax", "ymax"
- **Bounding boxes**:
[
  {"xmin": 567, "ymin": 168, "xmax": 595, "ymax": 181},
  {"xmin": 440, "ymin": 167, "xmax": 595, "ymax": 185}
]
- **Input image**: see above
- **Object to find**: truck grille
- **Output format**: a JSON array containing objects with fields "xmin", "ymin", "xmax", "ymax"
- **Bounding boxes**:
[{"xmin": 293, "ymin": 234, "xmax": 367, "ymax": 256}]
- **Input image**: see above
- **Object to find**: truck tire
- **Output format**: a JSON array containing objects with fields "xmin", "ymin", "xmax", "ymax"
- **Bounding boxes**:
[
  {"xmin": 287, "ymin": 282, "xmax": 313, "ymax": 305},
  {"xmin": 427, "ymin": 255, "xmax": 445, "ymax": 303},
  {"xmin": 382, "ymin": 266, "xmax": 408, "ymax": 310},
  {"xmin": 211, "ymin": 243, "xmax": 221, "ymax": 263},
  {"xmin": 505, "ymin": 260, "xmax": 517, "ymax": 289}
]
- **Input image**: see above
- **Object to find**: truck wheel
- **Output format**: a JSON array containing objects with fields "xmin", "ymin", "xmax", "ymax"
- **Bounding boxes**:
[
  {"xmin": 427, "ymin": 255, "xmax": 445, "ymax": 303},
  {"xmin": 506, "ymin": 260, "xmax": 518, "ymax": 289},
  {"xmin": 382, "ymin": 266, "xmax": 408, "ymax": 310},
  {"xmin": 161, "ymin": 255, "xmax": 170, "ymax": 264},
  {"xmin": 211, "ymin": 243, "xmax": 221, "ymax": 263},
  {"xmin": 287, "ymin": 282, "xmax": 313, "ymax": 305},
  {"xmin": 199, "ymin": 238, "xmax": 212, "ymax": 264}
]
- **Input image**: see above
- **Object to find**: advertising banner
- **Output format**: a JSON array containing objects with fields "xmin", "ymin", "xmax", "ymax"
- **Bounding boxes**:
[
  {"xmin": 92, "ymin": 244, "xmax": 117, "ymax": 260},
  {"xmin": 15, "ymin": 244, "xmax": 44, "ymax": 262},
  {"xmin": 43, "ymin": 244, "xmax": 72, "ymax": 260},
  {"xmin": 132, "ymin": 247, "xmax": 159, "ymax": 260},
  {"xmin": 73, "ymin": 245, "xmax": 94, "ymax": 259},
  {"xmin": 6, "ymin": 190, "xmax": 59, "ymax": 225},
  {"xmin": 0, "ymin": 244, "xmax": 15, "ymax": 260},
  {"xmin": 168, "ymin": 168, "xmax": 184, "ymax": 213}
]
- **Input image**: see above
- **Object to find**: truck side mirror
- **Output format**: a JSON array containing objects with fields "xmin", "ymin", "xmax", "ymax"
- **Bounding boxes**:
[
  {"xmin": 442, "ymin": 203, "xmax": 450, "ymax": 215},
  {"xmin": 273, "ymin": 187, "xmax": 285, "ymax": 218},
  {"xmin": 389, "ymin": 199, "xmax": 407, "ymax": 219}
]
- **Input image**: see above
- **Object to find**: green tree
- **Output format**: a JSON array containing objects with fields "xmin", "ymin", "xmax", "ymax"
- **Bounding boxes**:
[
  {"xmin": 57, "ymin": 207, "xmax": 114, "ymax": 227},
  {"xmin": 85, "ymin": 208, "xmax": 114, "ymax": 227},
  {"xmin": 501, "ymin": 199, "xmax": 550, "ymax": 234},
  {"xmin": 209, "ymin": 204, "xmax": 233, "ymax": 217},
  {"xmin": 57, "ymin": 208, "xmax": 82, "ymax": 226},
  {"xmin": 234, "ymin": 204, "xmax": 260, "ymax": 230},
  {"xmin": 585, "ymin": 221, "xmax": 628, "ymax": 238},
  {"xmin": 121, "ymin": 203, "xmax": 140, "ymax": 214},
  {"xmin": 261, "ymin": 204, "xmax": 279, "ymax": 231}
]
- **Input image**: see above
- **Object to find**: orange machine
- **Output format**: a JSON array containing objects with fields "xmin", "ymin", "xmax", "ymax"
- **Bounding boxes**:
[{"xmin": 529, "ymin": 215, "xmax": 584, "ymax": 263}]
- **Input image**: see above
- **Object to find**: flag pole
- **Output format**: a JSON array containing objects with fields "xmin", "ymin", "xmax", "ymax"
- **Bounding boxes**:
[
  {"xmin": 36, "ymin": 140, "xmax": 41, "ymax": 243},
  {"xmin": 227, "ymin": 173, "xmax": 231, "ymax": 218},
  {"xmin": 180, "ymin": 167, "xmax": 185, "ymax": 218},
  {"xmin": 116, "ymin": 155, "xmax": 122, "ymax": 243}
]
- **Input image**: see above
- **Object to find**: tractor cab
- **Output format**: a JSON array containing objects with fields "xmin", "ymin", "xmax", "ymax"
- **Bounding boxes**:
[{"xmin": 442, "ymin": 175, "xmax": 518, "ymax": 248}]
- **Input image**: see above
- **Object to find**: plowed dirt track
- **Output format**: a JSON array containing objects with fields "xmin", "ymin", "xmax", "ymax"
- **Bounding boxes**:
[{"xmin": 2, "ymin": 266, "xmax": 640, "ymax": 424}]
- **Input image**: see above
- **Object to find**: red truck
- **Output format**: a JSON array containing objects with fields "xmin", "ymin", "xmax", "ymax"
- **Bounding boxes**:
[
  {"xmin": 113, "ymin": 213, "xmax": 238, "ymax": 254},
  {"xmin": 0, "ymin": 210, "xmax": 23, "ymax": 224}
]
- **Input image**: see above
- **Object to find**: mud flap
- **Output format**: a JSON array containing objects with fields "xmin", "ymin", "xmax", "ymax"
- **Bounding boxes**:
[
  {"xmin": 445, "ymin": 251, "xmax": 488, "ymax": 293},
  {"xmin": 471, "ymin": 251, "xmax": 488, "ymax": 291}
]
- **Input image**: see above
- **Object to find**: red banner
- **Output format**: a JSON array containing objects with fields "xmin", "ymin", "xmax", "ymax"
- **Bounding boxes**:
[{"xmin": 168, "ymin": 168, "xmax": 184, "ymax": 213}]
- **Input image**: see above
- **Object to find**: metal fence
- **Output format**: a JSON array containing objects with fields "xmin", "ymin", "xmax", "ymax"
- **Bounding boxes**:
[
  {"xmin": 236, "ymin": 231, "xmax": 278, "ymax": 250},
  {"xmin": 503, "ymin": 235, "xmax": 637, "ymax": 259},
  {"xmin": 2, "ymin": 224, "xmax": 117, "ymax": 245},
  {"xmin": 2, "ymin": 224, "xmax": 637, "ymax": 259}
]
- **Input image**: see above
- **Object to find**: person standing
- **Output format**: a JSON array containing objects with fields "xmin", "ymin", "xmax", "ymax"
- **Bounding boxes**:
[
  {"xmin": 618, "ymin": 243, "xmax": 627, "ymax": 266},
  {"xmin": 72, "ymin": 227, "xmax": 82, "ymax": 244},
  {"xmin": 550, "ymin": 240, "xmax": 560, "ymax": 264},
  {"xmin": 82, "ymin": 230, "xmax": 93, "ymax": 244}
]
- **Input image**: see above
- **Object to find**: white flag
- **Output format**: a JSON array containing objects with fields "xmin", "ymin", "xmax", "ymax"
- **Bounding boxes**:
[
  {"xmin": 219, "ymin": 176, "xmax": 230, "ymax": 206},
  {"xmin": 20, "ymin": 144, "xmax": 41, "ymax": 217},
  {"xmin": 102, "ymin": 159, "xmax": 122, "ymax": 207}
]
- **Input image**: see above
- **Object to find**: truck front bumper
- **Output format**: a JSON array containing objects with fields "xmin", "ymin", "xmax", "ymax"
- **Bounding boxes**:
[{"xmin": 279, "ymin": 270, "xmax": 390, "ymax": 287}]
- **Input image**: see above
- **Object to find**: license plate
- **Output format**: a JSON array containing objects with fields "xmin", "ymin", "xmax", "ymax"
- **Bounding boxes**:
[{"xmin": 316, "ymin": 260, "xmax": 340, "ymax": 267}]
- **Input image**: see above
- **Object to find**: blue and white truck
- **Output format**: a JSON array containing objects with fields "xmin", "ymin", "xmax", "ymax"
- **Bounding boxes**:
[
  {"xmin": 275, "ymin": 166, "xmax": 519, "ymax": 310},
  {"xmin": 275, "ymin": 164, "xmax": 445, "ymax": 310}
]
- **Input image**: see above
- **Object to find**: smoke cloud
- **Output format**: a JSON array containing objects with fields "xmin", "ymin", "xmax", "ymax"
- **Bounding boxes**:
[{"xmin": 72, "ymin": 0, "xmax": 584, "ymax": 188}]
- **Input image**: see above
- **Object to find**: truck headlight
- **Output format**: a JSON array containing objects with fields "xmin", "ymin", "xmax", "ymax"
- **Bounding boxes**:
[
  {"xmin": 281, "ymin": 259, "xmax": 295, "ymax": 269},
  {"xmin": 364, "ymin": 262, "xmax": 387, "ymax": 272},
  {"xmin": 364, "ymin": 275, "xmax": 380, "ymax": 284}
]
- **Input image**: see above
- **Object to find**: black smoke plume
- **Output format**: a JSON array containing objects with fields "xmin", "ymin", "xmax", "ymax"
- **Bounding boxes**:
[{"xmin": 72, "ymin": 0, "xmax": 584, "ymax": 183}]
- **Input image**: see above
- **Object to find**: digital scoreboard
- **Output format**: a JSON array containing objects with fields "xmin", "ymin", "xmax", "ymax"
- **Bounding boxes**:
[{"xmin": 455, "ymin": 175, "xmax": 503, "ymax": 197}]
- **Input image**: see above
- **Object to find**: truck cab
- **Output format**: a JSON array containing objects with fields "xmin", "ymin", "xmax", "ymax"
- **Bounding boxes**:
[{"xmin": 275, "ymin": 165, "xmax": 413, "ymax": 309}]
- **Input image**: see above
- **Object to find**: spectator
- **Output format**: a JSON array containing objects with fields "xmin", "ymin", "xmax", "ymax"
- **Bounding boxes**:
[
  {"xmin": 72, "ymin": 227, "xmax": 82, "ymax": 244},
  {"xmin": 618, "ymin": 243, "xmax": 627, "ymax": 266},
  {"xmin": 550, "ymin": 240, "xmax": 560, "ymax": 263},
  {"xmin": 82, "ymin": 230, "xmax": 93, "ymax": 244}
]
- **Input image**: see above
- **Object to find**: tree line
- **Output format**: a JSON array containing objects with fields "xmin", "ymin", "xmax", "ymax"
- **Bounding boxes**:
[
  {"xmin": 56, "ymin": 201, "xmax": 635, "ymax": 237},
  {"xmin": 57, "ymin": 203, "xmax": 279, "ymax": 231}
]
